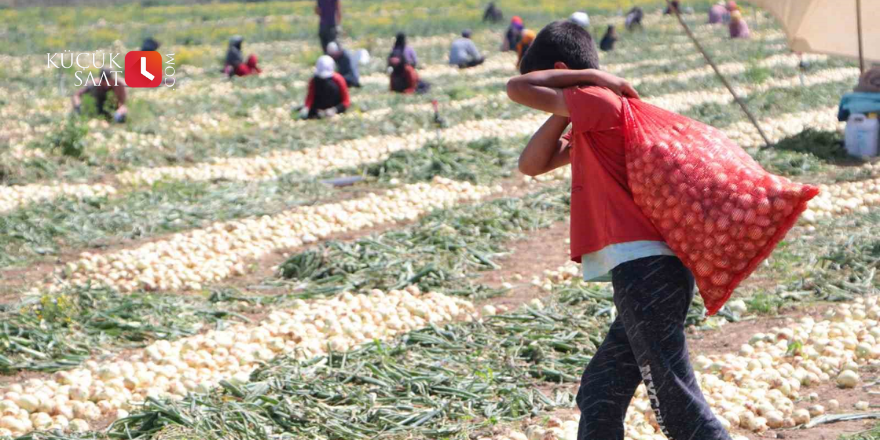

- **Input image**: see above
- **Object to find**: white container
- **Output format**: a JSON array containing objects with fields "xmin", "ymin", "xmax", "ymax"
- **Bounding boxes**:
[{"xmin": 845, "ymin": 114, "xmax": 880, "ymax": 157}]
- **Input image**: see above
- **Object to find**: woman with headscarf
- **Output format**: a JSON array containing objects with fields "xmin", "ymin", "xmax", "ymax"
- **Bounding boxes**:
[
  {"xmin": 299, "ymin": 55, "xmax": 350, "ymax": 119},
  {"xmin": 570, "ymin": 11, "xmax": 589, "ymax": 28},
  {"xmin": 729, "ymin": 10, "xmax": 750, "ymax": 39},
  {"xmin": 389, "ymin": 56, "xmax": 429, "ymax": 94},
  {"xmin": 506, "ymin": 17, "xmax": 536, "ymax": 67},
  {"xmin": 502, "ymin": 16, "xmax": 523, "ymax": 52},
  {"xmin": 599, "ymin": 25, "xmax": 618, "ymax": 52},
  {"xmin": 388, "ymin": 32, "xmax": 418, "ymax": 68},
  {"xmin": 708, "ymin": 2, "xmax": 728, "ymax": 24},
  {"xmin": 625, "ymin": 7, "xmax": 644, "ymax": 31}
]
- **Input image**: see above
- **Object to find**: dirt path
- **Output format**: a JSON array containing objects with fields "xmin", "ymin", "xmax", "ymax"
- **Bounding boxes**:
[{"xmin": 474, "ymin": 220, "xmax": 572, "ymax": 311}]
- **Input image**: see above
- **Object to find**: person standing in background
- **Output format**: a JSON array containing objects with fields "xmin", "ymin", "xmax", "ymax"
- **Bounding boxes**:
[{"xmin": 316, "ymin": 0, "xmax": 341, "ymax": 53}]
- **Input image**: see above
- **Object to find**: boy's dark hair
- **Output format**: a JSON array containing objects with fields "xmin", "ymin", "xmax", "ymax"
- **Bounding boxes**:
[{"xmin": 519, "ymin": 20, "xmax": 600, "ymax": 74}]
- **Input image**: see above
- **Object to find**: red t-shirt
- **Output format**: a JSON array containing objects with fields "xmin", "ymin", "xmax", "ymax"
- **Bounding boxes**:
[{"xmin": 564, "ymin": 86, "xmax": 664, "ymax": 263}]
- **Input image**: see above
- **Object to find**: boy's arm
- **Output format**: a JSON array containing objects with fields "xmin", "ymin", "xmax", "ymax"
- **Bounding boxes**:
[
  {"xmin": 506, "ymin": 69, "xmax": 639, "ymax": 116},
  {"xmin": 518, "ymin": 115, "xmax": 571, "ymax": 177}
]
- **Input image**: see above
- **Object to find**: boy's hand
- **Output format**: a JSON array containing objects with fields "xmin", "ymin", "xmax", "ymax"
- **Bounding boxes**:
[{"xmin": 591, "ymin": 71, "xmax": 639, "ymax": 99}]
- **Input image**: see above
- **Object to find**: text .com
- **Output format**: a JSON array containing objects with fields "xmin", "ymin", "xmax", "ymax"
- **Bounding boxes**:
[{"xmin": 46, "ymin": 51, "xmax": 176, "ymax": 88}]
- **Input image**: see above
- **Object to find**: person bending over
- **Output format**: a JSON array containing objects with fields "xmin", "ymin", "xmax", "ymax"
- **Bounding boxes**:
[{"xmin": 72, "ymin": 68, "xmax": 127, "ymax": 123}]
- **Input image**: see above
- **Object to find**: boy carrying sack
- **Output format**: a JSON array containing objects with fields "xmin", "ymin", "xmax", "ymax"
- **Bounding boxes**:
[{"xmin": 507, "ymin": 21, "xmax": 817, "ymax": 439}]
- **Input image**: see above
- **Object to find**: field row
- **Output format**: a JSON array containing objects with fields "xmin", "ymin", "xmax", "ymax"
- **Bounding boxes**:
[{"xmin": 0, "ymin": 61, "xmax": 856, "ymax": 214}]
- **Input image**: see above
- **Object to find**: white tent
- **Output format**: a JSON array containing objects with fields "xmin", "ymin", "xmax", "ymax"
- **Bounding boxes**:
[{"xmin": 748, "ymin": 0, "xmax": 880, "ymax": 71}]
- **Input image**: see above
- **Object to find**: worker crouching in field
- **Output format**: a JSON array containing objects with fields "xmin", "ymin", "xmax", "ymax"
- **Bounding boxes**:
[
  {"xmin": 729, "ymin": 10, "xmax": 750, "ymax": 39},
  {"xmin": 625, "ymin": 7, "xmax": 644, "ymax": 31},
  {"xmin": 141, "ymin": 37, "xmax": 160, "ymax": 52},
  {"xmin": 299, "ymin": 55, "xmax": 350, "ymax": 119},
  {"xmin": 389, "ymin": 32, "xmax": 419, "ymax": 68},
  {"xmin": 224, "ymin": 36, "xmax": 262, "ymax": 77},
  {"xmin": 72, "ymin": 68, "xmax": 127, "ymax": 123},
  {"xmin": 599, "ymin": 25, "xmax": 618, "ymax": 52},
  {"xmin": 506, "ymin": 20, "xmax": 734, "ymax": 440},
  {"xmin": 449, "ymin": 30, "xmax": 485, "ymax": 69},
  {"xmin": 389, "ymin": 56, "xmax": 429, "ymax": 94},
  {"xmin": 483, "ymin": 2, "xmax": 502, "ymax": 23},
  {"xmin": 327, "ymin": 42, "xmax": 361, "ymax": 87}
]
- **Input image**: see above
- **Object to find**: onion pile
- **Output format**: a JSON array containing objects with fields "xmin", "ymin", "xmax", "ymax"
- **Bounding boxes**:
[
  {"xmin": 54, "ymin": 178, "xmax": 498, "ymax": 292},
  {"xmin": 0, "ymin": 286, "xmax": 476, "ymax": 437},
  {"xmin": 0, "ymin": 182, "xmax": 116, "ymax": 213},
  {"xmin": 803, "ymin": 175, "xmax": 880, "ymax": 222},
  {"xmin": 118, "ymin": 115, "xmax": 545, "ymax": 185}
]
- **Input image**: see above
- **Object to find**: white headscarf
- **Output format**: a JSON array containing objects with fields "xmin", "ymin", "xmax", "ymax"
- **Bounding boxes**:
[
  {"xmin": 315, "ymin": 55, "xmax": 336, "ymax": 79},
  {"xmin": 570, "ymin": 11, "xmax": 590, "ymax": 27}
]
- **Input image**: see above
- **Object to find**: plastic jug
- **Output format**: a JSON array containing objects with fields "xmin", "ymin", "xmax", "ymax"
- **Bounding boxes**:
[{"xmin": 845, "ymin": 113, "xmax": 880, "ymax": 157}]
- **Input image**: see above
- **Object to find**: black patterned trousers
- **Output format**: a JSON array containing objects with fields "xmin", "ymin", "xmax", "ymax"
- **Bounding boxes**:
[{"xmin": 576, "ymin": 256, "xmax": 731, "ymax": 440}]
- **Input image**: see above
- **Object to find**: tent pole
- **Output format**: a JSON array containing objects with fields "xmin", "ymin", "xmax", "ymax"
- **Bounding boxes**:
[
  {"xmin": 665, "ymin": 0, "xmax": 773, "ymax": 148},
  {"xmin": 857, "ymin": 0, "xmax": 865, "ymax": 74}
]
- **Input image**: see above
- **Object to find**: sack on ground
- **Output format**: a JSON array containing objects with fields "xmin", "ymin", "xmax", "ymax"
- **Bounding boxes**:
[{"xmin": 621, "ymin": 98, "xmax": 820, "ymax": 315}]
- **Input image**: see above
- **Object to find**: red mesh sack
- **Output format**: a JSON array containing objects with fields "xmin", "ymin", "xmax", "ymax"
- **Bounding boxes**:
[{"xmin": 621, "ymin": 98, "xmax": 819, "ymax": 315}]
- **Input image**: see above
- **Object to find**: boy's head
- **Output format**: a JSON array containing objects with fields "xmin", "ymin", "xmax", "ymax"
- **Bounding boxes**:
[{"xmin": 519, "ymin": 20, "xmax": 599, "ymax": 75}]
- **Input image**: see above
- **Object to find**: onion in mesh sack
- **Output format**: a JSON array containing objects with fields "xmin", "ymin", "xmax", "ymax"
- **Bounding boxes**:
[{"xmin": 621, "ymin": 98, "xmax": 819, "ymax": 314}]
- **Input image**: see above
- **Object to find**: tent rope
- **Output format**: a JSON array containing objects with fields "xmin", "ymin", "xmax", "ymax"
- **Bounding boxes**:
[{"xmin": 665, "ymin": 1, "xmax": 774, "ymax": 149}]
